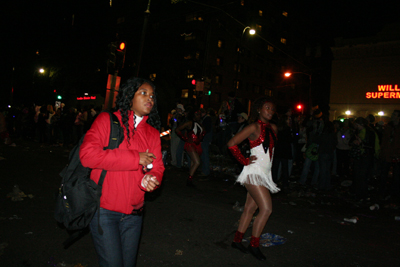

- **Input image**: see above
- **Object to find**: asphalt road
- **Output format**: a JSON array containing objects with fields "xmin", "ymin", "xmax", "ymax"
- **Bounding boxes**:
[{"xmin": 1, "ymin": 139, "xmax": 399, "ymax": 267}]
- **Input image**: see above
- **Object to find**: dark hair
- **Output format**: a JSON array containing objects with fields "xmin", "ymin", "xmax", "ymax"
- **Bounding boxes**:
[
  {"xmin": 354, "ymin": 117, "xmax": 368, "ymax": 128},
  {"xmin": 185, "ymin": 106, "xmax": 195, "ymax": 121},
  {"xmin": 115, "ymin": 77, "xmax": 161, "ymax": 144},
  {"xmin": 249, "ymin": 97, "xmax": 275, "ymax": 123}
]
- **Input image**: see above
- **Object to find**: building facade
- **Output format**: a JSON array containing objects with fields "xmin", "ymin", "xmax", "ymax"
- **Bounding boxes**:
[{"xmin": 330, "ymin": 23, "xmax": 400, "ymax": 121}]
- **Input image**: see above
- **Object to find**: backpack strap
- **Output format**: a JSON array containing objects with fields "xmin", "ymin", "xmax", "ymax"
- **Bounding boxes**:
[
  {"xmin": 96, "ymin": 110, "xmax": 123, "ymax": 235},
  {"xmin": 98, "ymin": 111, "xmax": 124, "ymax": 187}
]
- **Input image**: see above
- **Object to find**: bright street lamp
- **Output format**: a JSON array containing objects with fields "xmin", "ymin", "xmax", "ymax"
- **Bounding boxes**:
[
  {"xmin": 39, "ymin": 68, "xmax": 45, "ymax": 74},
  {"xmin": 242, "ymin": 26, "xmax": 256, "ymax": 36},
  {"xmin": 378, "ymin": 111, "xmax": 384, "ymax": 116}
]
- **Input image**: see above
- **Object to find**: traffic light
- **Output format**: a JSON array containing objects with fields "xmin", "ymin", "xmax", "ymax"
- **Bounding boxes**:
[
  {"xmin": 296, "ymin": 104, "xmax": 303, "ymax": 112},
  {"xmin": 205, "ymin": 90, "xmax": 211, "ymax": 96},
  {"xmin": 57, "ymin": 95, "xmax": 62, "ymax": 100},
  {"xmin": 115, "ymin": 41, "xmax": 126, "ymax": 71}
]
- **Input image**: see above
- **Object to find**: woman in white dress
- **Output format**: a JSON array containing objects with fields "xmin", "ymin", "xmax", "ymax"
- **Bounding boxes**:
[{"xmin": 227, "ymin": 97, "xmax": 279, "ymax": 261}]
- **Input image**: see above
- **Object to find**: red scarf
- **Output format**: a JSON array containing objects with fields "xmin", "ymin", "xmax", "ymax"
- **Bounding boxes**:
[{"xmin": 258, "ymin": 120, "xmax": 276, "ymax": 161}]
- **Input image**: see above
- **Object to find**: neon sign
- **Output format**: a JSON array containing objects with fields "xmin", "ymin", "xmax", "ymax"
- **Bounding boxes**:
[
  {"xmin": 77, "ymin": 96, "xmax": 97, "ymax": 100},
  {"xmin": 366, "ymin": 85, "xmax": 400, "ymax": 99}
]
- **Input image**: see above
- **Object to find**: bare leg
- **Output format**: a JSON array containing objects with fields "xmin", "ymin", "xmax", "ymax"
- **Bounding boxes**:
[
  {"xmin": 187, "ymin": 149, "xmax": 201, "ymax": 176},
  {"xmin": 237, "ymin": 192, "xmax": 258, "ymax": 233},
  {"xmin": 245, "ymin": 184, "xmax": 272, "ymax": 237}
]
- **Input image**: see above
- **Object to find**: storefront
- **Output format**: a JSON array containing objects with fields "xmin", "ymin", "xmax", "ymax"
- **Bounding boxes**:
[{"xmin": 330, "ymin": 23, "xmax": 400, "ymax": 123}]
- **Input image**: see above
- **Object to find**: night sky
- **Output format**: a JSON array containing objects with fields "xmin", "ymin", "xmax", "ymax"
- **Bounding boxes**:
[{"xmin": 1, "ymin": 0, "xmax": 398, "ymax": 107}]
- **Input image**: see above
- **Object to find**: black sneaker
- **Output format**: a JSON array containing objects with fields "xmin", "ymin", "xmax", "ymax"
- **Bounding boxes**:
[{"xmin": 248, "ymin": 245, "xmax": 266, "ymax": 261}]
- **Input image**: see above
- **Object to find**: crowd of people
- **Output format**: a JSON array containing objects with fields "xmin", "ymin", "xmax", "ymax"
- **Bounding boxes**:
[
  {"xmin": 0, "ymin": 103, "xmax": 101, "ymax": 147},
  {"xmin": 167, "ymin": 101, "xmax": 400, "ymax": 205},
  {"xmin": 1, "ymin": 86, "xmax": 399, "ymax": 263}
]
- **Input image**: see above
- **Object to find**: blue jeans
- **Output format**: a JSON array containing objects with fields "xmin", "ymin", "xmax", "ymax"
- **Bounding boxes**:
[
  {"xmin": 299, "ymin": 157, "xmax": 319, "ymax": 185},
  {"xmin": 90, "ymin": 208, "xmax": 143, "ymax": 267}
]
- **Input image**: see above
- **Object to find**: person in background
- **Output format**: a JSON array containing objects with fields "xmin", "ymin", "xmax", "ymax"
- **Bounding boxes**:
[
  {"xmin": 227, "ymin": 97, "xmax": 279, "ymax": 261},
  {"xmin": 379, "ymin": 110, "xmax": 400, "ymax": 202},
  {"xmin": 199, "ymin": 108, "xmax": 212, "ymax": 178},
  {"xmin": 336, "ymin": 119, "xmax": 352, "ymax": 180},
  {"xmin": 272, "ymin": 114, "xmax": 293, "ymax": 191},
  {"xmin": 80, "ymin": 77, "xmax": 164, "ymax": 267},
  {"xmin": 350, "ymin": 117, "xmax": 375, "ymax": 202},
  {"xmin": 176, "ymin": 107, "xmax": 205, "ymax": 186},
  {"xmin": 215, "ymin": 101, "xmax": 231, "ymax": 155},
  {"xmin": 314, "ymin": 121, "xmax": 337, "ymax": 191},
  {"xmin": 175, "ymin": 104, "xmax": 187, "ymax": 169},
  {"xmin": 298, "ymin": 109, "xmax": 324, "ymax": 186}
]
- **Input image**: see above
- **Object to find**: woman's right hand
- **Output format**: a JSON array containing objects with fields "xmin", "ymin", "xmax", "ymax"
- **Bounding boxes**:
[
  {"xmin": 249, "ymin": 155, "xmax": 258, "ymax": 164},
  {"xmin": 139, "ymin": 150, "xmax": 156, "ymax": 166}
]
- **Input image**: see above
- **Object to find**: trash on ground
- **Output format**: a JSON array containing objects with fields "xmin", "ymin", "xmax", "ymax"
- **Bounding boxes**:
[
  {"xmin": 341, "ymin": 180, "xmax": 352, "ymax": 187},
  {"xmin": 244, "ymin": 233, "xmax": 287, "ymax": 247},
  {"xmin": 369, "ymin": 204, "xmax": 380, "ymax": 210},
  {"xmin": 175, "ymin": 249, "xmax": 183, "ymax": 256},
  {"xmin": 343, "ymin": 217, "xmax": 358, "ymax": 224},
  {"xmin": 232, "ymin": 201, "xmax": 244, "ymax": 212},
  {"xmin": 6, "ymin": 185, "xmax": 33, "ymax": 201},
  {"xmin": 9, "ymin": 215, "xmax": 22, "ymax": 220}
]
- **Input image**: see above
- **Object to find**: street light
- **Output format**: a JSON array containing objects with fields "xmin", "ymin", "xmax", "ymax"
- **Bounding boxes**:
[
  {"xmin": 284, "ymin": 71, "xmax": 312, "ymax": 107},
  {"xmin": 235, "ymin": 26, "xmax": 256, "ymax": 89}
]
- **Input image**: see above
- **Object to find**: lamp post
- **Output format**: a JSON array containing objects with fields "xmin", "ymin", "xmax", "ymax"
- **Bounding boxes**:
[
  {"xmin": 284, "ymin": 71, "xmax": 312, "ymax": 107},
  {"xmin": 235, "ymin": 26, "xmax": 255, "ymax": 89}
]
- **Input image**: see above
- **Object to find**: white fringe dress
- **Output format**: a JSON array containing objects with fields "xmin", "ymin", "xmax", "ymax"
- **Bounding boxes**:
[{"xmin": 236, "ymin": 122, "xmax": 280, "ymax": 193}]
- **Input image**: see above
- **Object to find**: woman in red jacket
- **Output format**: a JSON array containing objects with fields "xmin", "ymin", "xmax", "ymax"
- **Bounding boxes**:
[{"xmin": 80, "ymin": 77, "xmax": 164, "ymax": 267}]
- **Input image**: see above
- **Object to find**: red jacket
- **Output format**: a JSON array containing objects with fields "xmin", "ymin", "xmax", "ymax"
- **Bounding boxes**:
[{"xmin": 80, "ymin": 111, "xmax": 164, "ymax": 214}]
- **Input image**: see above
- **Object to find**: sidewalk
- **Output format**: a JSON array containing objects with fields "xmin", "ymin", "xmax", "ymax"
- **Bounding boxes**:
[{"xmin": 1, "ymin": 139, "xmax": 399, "ymax": 266}]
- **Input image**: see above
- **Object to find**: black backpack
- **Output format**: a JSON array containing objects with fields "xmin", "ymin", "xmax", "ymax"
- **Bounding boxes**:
[{"xmin": 54, "ymin": 111, "xmax": 123, "ymax": 248}]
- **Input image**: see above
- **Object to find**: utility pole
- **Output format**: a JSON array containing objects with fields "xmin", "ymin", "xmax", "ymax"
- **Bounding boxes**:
[{"xmin": 135, "ymin": 0, "xmax": 151, "ymax": 77}]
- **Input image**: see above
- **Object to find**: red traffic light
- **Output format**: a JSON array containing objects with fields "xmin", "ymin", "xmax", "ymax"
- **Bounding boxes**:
[
  {"xmin": 296, "ymin": 104, "xmax": 303, "ymax": 110},
  {"xmin": 118, "ymin": 42, "xmax": 126, "ymax": 51},
  {"xmin": 191, "ymin": 79, "xmax": 196, "ymax": 85}
]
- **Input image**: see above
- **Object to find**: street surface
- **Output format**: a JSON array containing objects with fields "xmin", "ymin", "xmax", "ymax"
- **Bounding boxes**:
[{"xmin": 1, "ymin": 139, "xmax": 399, "ymax": 266}]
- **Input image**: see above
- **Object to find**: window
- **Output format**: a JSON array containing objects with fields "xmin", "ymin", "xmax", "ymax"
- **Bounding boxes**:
[
  {"xmin": 268, "ymin": 45, "xmax": 274, "ymax": 53},
  {"xmin": 185, "ymin": 35, "xmax": 195, "ymax": 41},
  {"xmin": 184, "ymin": 54, "xmax": 192, "ymax": 60},
  {"xmin": 217, "ymin": 40, "xmax": 223, "ymax": 48},
  {"xmin": 233, "ymin": 80, "xmax": 240, "ymax": 90},
  {"xmin": 186, "ymin": 14, "xmax": 203, "ymax": 22},
  {"xmin": 150, "ymin": 73, "xmax": 156, "ymax": 81},
  {"xmin": 187, "ymin": 70, "xmax": 194, "ymax": 79},
  {"xmin": 256, "ymin": 24, "xmax": 262, "ymax": 32},
  {"xmin": 240, "ymin": 0, "xmax": 244, "ymax": 6},
  {"xmin": 282, "ymin": 11, "xmax": 288, "ymax": 17},
  {"xmin": 234, "ymin": 63, "xmax": 241, "ymax": 72},
  {"xmin": 215, "ymin": 75, "xmax": 221, "ymax": 84},
  {"xmin": 281, "ymin": 38, "xmax": 287, "ymax": 44},
  {"xmin": 216, "ymin": 57, "xmax": 222, "ymax": 66},
  {"xmin": 264, "ymin": 89, "xmax": 273, "ymax": 96},
  {"xmin": 195, "ymin": 51, "xmax": 200, "ymax": 59},
  {"xmin": 259, "ymin": 10, "xmax": 263, "ymax": 16}
]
